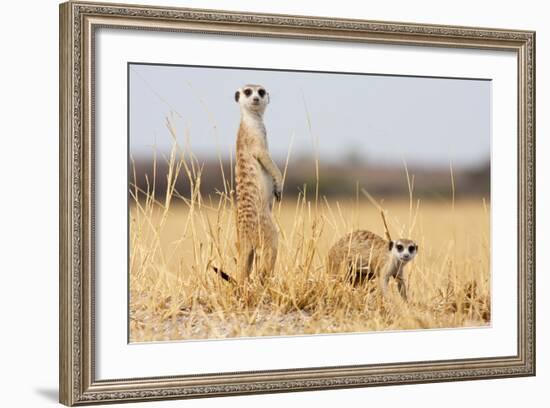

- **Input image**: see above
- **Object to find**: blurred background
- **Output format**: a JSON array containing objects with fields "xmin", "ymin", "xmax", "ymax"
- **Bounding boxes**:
[{"xmin": 129, "ymin": 63, "xmax": 490, "ymax": 200}]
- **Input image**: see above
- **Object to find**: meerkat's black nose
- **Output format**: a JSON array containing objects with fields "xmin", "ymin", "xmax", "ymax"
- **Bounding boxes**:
[{"xmin": 253, "ymin": 97, "xmax": 259, "ymax": 102}]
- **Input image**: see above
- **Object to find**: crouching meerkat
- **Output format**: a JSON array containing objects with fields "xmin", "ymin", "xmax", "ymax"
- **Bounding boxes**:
[
  {"xmin": 213, "ymin": 84, "xmax": 283, "ymax": 285},
  {"xmin": 327, "ymin": 230, "xmax": 418, "ymax": 301}
]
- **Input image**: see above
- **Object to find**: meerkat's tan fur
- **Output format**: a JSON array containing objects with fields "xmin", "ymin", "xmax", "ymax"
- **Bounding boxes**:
[
  {"xmin": 327, "ymin": 227, "xmax": 418, "ymax": 301},
  {"xmin": 230, "ymin": 84, "xmax": 283, "ymax": 284}
]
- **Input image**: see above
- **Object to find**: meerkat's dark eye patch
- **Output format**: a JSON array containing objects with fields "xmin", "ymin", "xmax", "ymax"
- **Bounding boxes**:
[
  {"xmin": 243, "ymin": 89, "xmax": 252, "ymax": 97},
  {"xmin": 408, "ymin": 245, "xmax": 416, "ymax": 253},
  {"xmin": 396, "ymin": 244, "xmax": 404, "ymax": 252},
  {"xmin": 258, "ymin": 89, "xmax": 266, "ymax": 98}
]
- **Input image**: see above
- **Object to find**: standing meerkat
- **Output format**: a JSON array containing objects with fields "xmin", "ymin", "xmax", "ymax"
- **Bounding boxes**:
[
  {"xmin": 213, "ymin": 84, "xmax": 283, "ymax": 285},
  {"xmin": 327, "ymin": 228, "xmax": 418, "ymax": 301}
]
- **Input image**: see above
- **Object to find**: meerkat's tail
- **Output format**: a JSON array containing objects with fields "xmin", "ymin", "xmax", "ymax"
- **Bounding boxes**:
[
  {"xmin": 211, "ymin": 248, "xmax": 255, "ymax": 284},
  {"xmin": 211, "ymin": 266, "xmax": 235, "ymax": 283}
]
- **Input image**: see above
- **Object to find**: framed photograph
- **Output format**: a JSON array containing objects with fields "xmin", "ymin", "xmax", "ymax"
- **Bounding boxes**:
[{"xmin": 59, "ymin": 1, "xmax": 535, "ymax": 405}]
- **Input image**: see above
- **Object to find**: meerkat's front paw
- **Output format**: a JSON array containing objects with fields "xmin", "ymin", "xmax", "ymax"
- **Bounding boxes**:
[{"xmin": 273, "ymin": 183, "xmax": 282, "ymax": 201}]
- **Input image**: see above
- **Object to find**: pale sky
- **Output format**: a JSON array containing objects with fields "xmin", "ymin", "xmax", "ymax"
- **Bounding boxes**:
[{"xmin": 129, "ymin": 63, "xmax": 491, "ymax": 168}]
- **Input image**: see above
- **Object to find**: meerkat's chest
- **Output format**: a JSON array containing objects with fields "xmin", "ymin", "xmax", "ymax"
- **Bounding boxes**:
[
  {"xmin": 235, "ymin": 130, "xmax": 272, "ymax": 201},
  {"xmin": 235, "ymin": 148, "xmax": 263, "ymax": 177},
  {"xmin": 236, "ymin": 130, "xmax": 267, "ymax": 175}
]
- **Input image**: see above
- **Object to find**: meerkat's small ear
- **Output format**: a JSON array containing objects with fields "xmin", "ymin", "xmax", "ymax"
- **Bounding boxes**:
[
  {"xmin": 389, "ymin": 241, "xmax": 394, "ymax": 251},
  {"xmin": 234, "ymin": 91, "xmax": 240, "ymax": 102}
]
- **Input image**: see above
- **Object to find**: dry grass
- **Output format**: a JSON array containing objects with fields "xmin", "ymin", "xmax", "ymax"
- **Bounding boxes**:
[{"xmin": 129, "ymin": 124, "xmax": 491, "ymax": 343}]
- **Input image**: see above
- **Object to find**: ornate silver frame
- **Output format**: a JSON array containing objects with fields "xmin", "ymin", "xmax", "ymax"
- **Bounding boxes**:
[{"xmin": 59, "ymin": 1, "xmax": 536, "ymax": 405}]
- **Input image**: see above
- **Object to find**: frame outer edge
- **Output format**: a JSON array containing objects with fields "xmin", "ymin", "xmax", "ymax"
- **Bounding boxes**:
[
  {"xmin": 532, "ymin": 31, "xmax": 536, "ymax": 376},
  {"xmin": 59, "ymin": 1, "xmax": 76, "ymax": 406},
  {"xmin": 528, "ymin": 30, "xmax": 536, "ymax": 376},
  {"xmin": 519, "ymin": 30, "xmax": 536, "ymax": 376}
]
